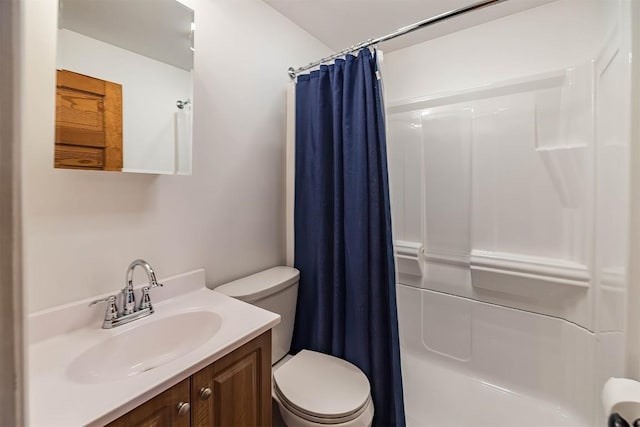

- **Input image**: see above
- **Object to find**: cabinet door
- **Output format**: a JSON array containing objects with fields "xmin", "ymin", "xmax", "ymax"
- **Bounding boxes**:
[
  {"xmin": 191, "ymin": 331, "xmax": 272, "ymax": 427},
  {"xmin": 106, "ymin": 378, "xmax": 191, "ymax": 427}
]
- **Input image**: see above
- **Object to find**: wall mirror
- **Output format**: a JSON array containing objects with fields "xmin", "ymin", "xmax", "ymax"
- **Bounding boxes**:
[{"xmin": 55, "ymin": 0, "xmax": 194, "ymax": 174}]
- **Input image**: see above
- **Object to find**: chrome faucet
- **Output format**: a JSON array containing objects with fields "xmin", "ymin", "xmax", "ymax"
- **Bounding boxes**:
[
  {"xmin": 89, "ymin": 259, "xmax": 163, "ymax": 329},
  {"xmin": 124, "ymin": 259, "xmax": 160, "ymax": 314}
]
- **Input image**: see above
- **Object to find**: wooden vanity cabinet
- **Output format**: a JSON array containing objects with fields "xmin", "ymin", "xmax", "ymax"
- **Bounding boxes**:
[
  {"xmin": 106, "ymin": 378, "xmax": 191, "ymax": 427},
  {"xmin": 106, "ymin": 330, "xmax": 272, "ymax": 427},
  {"xmin": 191, "ymin": 330, "xmax": 272, "ymax": 427}
]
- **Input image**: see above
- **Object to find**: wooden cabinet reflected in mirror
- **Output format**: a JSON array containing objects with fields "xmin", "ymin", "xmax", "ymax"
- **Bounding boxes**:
[
  {"xmin": 56, "ymin": 0, "xmax": 194, "ymax": 175},
  {"xmin": 55, "ymin": 70, "xmax": 123, "ymax": 171}
]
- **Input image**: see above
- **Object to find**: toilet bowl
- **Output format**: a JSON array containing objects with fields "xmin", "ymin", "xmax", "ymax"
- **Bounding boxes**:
[
  {"xmin": 215, "ymin": 266, "xmax": 374, "ymax": 427},
  {"xmin": 273, "ymin": 350, "xmax": 374, "ymax": 427}
]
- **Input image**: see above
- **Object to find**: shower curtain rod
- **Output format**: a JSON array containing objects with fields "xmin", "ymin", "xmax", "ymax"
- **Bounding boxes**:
[{"xmin": 288, "ymin": 0, "xmax": 507, "ymax": 78}]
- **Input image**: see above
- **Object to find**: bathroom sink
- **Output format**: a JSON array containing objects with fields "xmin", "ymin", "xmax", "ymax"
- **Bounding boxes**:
[{"xmin": 67, "ymin": 311, "xmax": 221, "ymax": 384}]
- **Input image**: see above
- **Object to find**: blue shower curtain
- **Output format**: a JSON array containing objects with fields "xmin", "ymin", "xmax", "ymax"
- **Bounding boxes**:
[{"xmin": 291, "ymin": 48, "xmax": 406, "ymax": 427}]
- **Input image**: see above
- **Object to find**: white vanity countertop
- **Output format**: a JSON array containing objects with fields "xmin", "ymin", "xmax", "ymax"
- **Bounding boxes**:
[{"xmin": 28, "ymin": 269, "xmax": 280, "ymax": 427}]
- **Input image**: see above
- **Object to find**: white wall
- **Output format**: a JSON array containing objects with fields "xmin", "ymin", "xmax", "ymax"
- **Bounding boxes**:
[
  {"xmin": 57, "ymin": 29, "xmax": 192, "ymax": 174},
  {"xmin": 21, "ymin": 0, "xmax": 331, "ymax": 313}
]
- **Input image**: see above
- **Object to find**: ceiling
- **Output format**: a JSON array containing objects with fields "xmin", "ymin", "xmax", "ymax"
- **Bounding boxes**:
[
  {"xmin": 263, "ymin": 0, "xmax": 554, "ymax": 53},
  {"xmin": 59, "ymin": 0, "xmax": 194, "ymax": 71}
]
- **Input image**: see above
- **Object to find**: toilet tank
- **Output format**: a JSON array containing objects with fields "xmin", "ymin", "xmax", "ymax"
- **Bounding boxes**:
[{"xmin": 215, "ymin": 266, "xmax": 299, "ymax": 364}]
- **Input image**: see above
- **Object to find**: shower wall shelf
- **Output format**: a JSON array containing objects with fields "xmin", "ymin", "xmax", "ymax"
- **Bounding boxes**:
[
  {"xmin": 469, "ymin": 250, "xmax": 590, "ymax": 300},
  {"xmin": 394, "ymin": 240, "xmax": 423, "ymax": 287},
  {"xmin": 423, "ymin": 249, "xmax": 469, "ymax": 267}
]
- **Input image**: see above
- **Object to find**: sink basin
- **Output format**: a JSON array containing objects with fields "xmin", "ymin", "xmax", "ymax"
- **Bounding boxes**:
[{"xmin": 67, "ymin": 311, "xmax": 222, "ymax": 384}]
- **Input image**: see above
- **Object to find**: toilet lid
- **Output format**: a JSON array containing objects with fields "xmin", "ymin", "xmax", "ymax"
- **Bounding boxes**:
[{"xmin": 273, "ymin": 350, "xmax": 371, "ymax": 419}]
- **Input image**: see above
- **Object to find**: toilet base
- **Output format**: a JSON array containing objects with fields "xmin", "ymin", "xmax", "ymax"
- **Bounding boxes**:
[{"xmin": 272, "ymin": 391, "xmax": 374, "ymax": 427}]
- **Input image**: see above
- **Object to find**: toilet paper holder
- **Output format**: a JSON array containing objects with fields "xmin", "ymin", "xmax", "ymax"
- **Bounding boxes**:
[{"xmin": 603, "ymin": 378, "xmax": 640, "ymax": 424}]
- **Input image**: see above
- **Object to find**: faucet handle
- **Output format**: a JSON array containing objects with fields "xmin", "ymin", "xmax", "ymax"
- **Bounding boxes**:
[
  {"xmin": 89, "ymin": 295, "xmax": 117, "ymax": 307},
  {"xmin": 89, "ymin": 295, "xmax": 119, "ymax": 325},
  {"xmin": 138, "ymin": 283, "xmax": 163, "ymax": 312}
]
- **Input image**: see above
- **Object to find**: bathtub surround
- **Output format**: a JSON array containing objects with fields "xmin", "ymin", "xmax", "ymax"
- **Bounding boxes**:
[
  {"xmin": 397, "ymin": 285, "xmax": 595, "ymax": 426},
  {"xmin": 384, "ymin": 0, "xmax": 630, "ymax": 424},
  {"xmin": 21, "ymin": 0, "xmax": 332, "ymax": 313},
  {"xmin": 292, "ymin": 49, "xmax": 405, "ymax": 427}
]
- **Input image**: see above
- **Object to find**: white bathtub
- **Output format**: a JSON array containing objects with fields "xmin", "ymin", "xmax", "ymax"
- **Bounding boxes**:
[{"xmin": 397, "ymin": 284, "xmax": 594, "ymax": 427}]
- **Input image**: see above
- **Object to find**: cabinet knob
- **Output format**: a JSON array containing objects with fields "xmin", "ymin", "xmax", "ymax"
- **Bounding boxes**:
[
  {"xmin": 177, "ymin": 401, "xmax": 190, "ymax": 417},
  {"xmin": 199, "ymin": 387, "xmax": 212, "ymax": 401}
]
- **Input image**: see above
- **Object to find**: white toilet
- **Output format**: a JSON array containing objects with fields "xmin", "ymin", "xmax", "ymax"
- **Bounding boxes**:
[{"xmin": 215, "ymin": 266, "xmax": 374, "ymax": 427}]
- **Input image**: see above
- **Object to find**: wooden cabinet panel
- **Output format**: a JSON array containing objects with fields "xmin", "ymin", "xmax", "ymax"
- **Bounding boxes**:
[
  {"xmin": 54, "ymin": 144, "xmax": 104, "ymax": 169},
  {"xmin": 57, "ymin": 69, "xmax": 106, "ymax": 95},
  {"xmin": 55, "ymin": 70, "xmax": 122, "ymax": 171},
  {"xmin": 56, "ymin": 87, "xmax": 106, "ymax": 147},
  {"xmin": 103, "ymin": 81, "xmax": 123, "ymax": 171},
  {"xmin": 191, "ymin": 331, "xmax": 272, "ymax": 427},
  {"xmin": 106, "ymin": 378, "xmax": 191, "ymax": 427}
]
